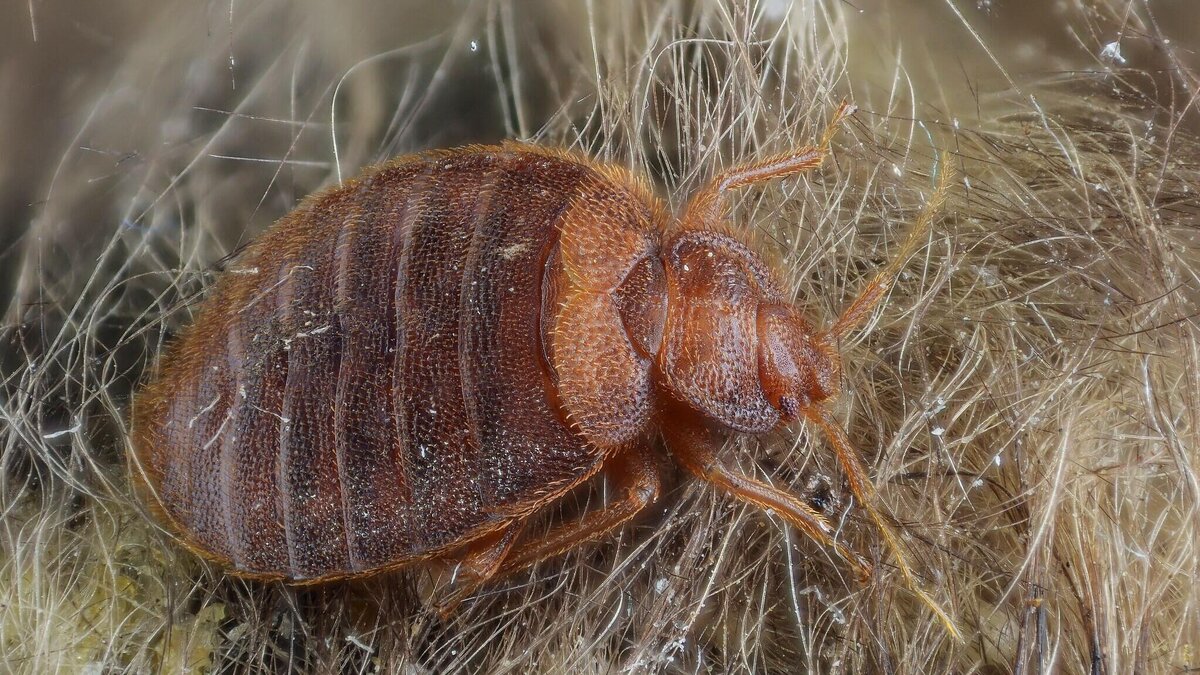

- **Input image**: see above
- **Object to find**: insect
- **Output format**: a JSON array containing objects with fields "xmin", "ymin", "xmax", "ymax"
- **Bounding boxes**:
[{"xmin": 130, "ymin": 103, "xmax": 956, "ymax": 631}]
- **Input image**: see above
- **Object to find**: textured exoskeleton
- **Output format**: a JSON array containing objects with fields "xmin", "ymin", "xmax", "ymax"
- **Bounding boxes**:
[{"xmin": 131, "ymin": 104, "xmax": 957, "ymax": 632}]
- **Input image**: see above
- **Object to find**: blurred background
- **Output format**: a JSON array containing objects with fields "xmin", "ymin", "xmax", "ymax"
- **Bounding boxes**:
[{"xmin": 2, "ymin": 1, "xmax": 1198, "ymax": 672}]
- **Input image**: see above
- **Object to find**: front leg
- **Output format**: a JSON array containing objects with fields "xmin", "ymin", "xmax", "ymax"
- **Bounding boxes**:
[
  {"xmin": 662, "ymin": 418, "xmax": 872, "ymax": 580},
  {"xmin": 681, "ymin": 101, "xmax": 855, "ymax": 224},
  {"xmin": 806, "ymin": 406, "xmax": 960, "ymax": 639},
  {"xmin": 665, "ymin": 412, "xmax": 960, "ymax": 639}
]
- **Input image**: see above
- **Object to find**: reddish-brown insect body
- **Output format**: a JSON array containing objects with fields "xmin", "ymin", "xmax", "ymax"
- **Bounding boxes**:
[{"xmin": 131, "ymin": 105, "xmax": 955, "ymax": 628}]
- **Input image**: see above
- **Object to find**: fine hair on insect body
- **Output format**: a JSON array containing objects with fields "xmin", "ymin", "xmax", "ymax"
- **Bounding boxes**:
[{"xmin": 128, "ymin": 101, "xmax": 958, "ymax": 636}]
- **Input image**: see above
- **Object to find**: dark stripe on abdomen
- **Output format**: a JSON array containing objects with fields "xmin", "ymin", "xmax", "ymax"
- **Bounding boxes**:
[
  {"xmin": 180, "ymin": 357, "xmax": 234, "ymax": 562},
  {"xmin": 278, "ymin": 195, "xmax": 350, "ymax": 579},
  {"xmin": 398, "ymin": 153, "xmax": 500, "ymax": 552},
  {"xmin": 333, "ymin": 165, "xmax": 429, "ymax": 570},
  {"xmin": 461, "ymin": 155, "xmax": 595, "ymax": 508}
]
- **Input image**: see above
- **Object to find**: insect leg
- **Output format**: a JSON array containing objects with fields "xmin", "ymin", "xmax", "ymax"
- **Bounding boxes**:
[
  {"xmin": 807, "ymin": 405, "xmax": 961, "ymax": 640},
  {"xmin": 663, "ymin": 421, "xmax": 872, "ymax": 580},
  {"xmin": 682, "ymin": 102, "xmax": 855, "ymax": 222},
  {"xmin": 434, "ymin": 522, "xmax": 523, "ymax": 616},
  {"xmin": 494, "ymin": 443, "xmax": 661, "ymax": 578}
]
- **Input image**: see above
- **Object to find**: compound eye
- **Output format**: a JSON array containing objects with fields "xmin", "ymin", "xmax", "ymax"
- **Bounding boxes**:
[
  {"xmin": 778, "ymin": 394, "xmax": 805, "ymax": 419},
  {"xmin": 757, "ymin": 303, "xmax": 820, "ymax": 417}
]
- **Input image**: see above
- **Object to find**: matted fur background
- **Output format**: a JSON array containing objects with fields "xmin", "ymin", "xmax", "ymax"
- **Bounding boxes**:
[{"xmin": 2, "ymin": 1, "xmax": 1198, "ymax": 672}]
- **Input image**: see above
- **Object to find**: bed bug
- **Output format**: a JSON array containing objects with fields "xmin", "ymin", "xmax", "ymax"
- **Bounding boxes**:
[{"xmin": 130, "ymin": 103, "xmax": 956, "ymax": 631}]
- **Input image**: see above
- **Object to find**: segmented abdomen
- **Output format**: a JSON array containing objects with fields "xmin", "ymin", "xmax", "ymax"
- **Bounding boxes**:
[{"xmin": 132, "ymin": 148, "xmax": 611, "ymax": 580}]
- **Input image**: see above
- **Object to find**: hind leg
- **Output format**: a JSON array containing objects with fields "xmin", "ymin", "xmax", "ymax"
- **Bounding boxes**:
[
  {"xmin": 434, "ymin": 522, "xmax": 523, "ymax": 616},
  {"xmin": 438, "ymin": 444, "xmax": 661, "ymax": 613},
  {"xmin": 496, "ymin": 443, "xmax": 661, "ymax": 577}
]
